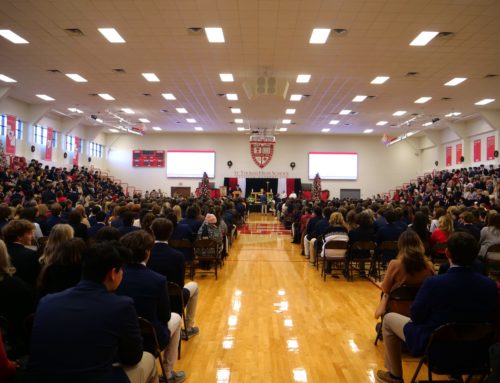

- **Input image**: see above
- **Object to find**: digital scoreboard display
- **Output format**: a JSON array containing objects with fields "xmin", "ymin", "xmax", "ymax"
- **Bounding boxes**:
[{"xmin": 132, "ymin": 150, "xmax": 165, "ymax": 167}]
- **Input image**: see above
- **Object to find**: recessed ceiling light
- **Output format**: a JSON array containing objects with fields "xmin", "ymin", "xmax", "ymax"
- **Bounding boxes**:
[
  {"xmin": 237, "ymin": 127, "xmax": 245, "ymax": 131},
  {"xmin": 376, "ymin": 121, "xmax": 388, "ymax": 126},
  {"xmin": 296, "ymin": 74, "xmax": 311, "ymax": 83},
  {"xmin": 422, "ymin": 122, "xmax": 433, "ymax": 126},
  {"xmin": 219, "ymin": 73, "xmax": 234, "ymax": 82},
  {"xmin": 194, "ymin": 127, "xmax": 204, "ymax": 131},
  {"xmin": 329, "ymin": 120, "xmax": 340, "ymax": 125},
  {"xmin": 65, "ymin": 73, "xmax": 87, "ymax": 82},
  {"xmin": 234, "ymin": 118, "xmax": 243, "ymax": 123},
  {"xmin": 98, "ymin": 93, "xmax": 115, "ymax": 100},
  {"xmin": 279, "ymin": 127, "xmax": 288, "ymax": 132},
  {"xmin": 162, "ymin": 93, "xmax": 176, "ymax": 100},
  {"xmin": 36, "ymin": 94, "xmax": 54, "ymax": 101},
  {"xmin": 444, "ymin": 77, "xmax": 467, "ymax": 86},
  {"xmin": 95, "ymin": 118, "xmax": 103, "ymax": 123},
  {"xmin": 290, "ymin": 94, "xmax": 302, "ymax": 101},
  {"xmin": 445, "ymin": 112, "xmax": 462, "ymax": 117},
  {"xmin": 321, "ymin": 128, "xmax": 330, "ymax": 133},
  {"xmin": 475, "ymin": 98, "xmax": 495, "ymax": 106},
  {"xmin": 230, "ymin": 108, "xmax": 241, "ymax": 114},
  {"xmin": 393, "ymin": 111, "xmax": 407, "ymax": 116},
  {"xmin": 109, "ymin": 128, "xmax": 120, "ymax": 133},
  {"xmin": 226, "ymin": 93, "xmax": 238, "ymax": 101},
  {"xmin": 407, "ymin": 131, "xmax": 415, "ymax": 137},
  {"xmin": 0, "ymin": 29, "xmax": 29, "ymax": 44},
  {"xmin": 122, "ymin": 108, "xmax": 134, "ymax": 114},
  {"xmin": 363, "ymin": 129, "xmax": 373, "ymax": 134},
  {"xmin": 186, "ymin": 118, "xmax": 196, "ymax": 123},
  {"xmin": 309, "ymin": 28, "xmax": 331, "ymax": 44},
  {"xmin": 282, "ymin": 119, "xmax": 291, "ymax": 124},
  {"xmin": 138, "ymin": 118, "xmax": 150, "ymax": 123},
  {"xmin": 371, "ymin": 76, "xmax": 390, "ymax": 84},
  {"xmin": 339, "ymin": 109, "xmax": 351, "ymax": 115},
  {"xmin": 98, "ymin": 28, "xmax": 125, "ymax": 43},
  {"xmin": 352, "ymin": 95, "xmax": 367, "ymax": 102},
  {"xmin": 409, "ymin": 31, "xmax": 439, "ymax": 46},
  {"xmin": 0, "ymin": 74, "xmax": 17, "ymax": 83},
  {"xmin": 415, "ymin": 96, "xmax": 432, "ymax": 104},
  {"xmin": 176, "ymin": 108, "xmax": 188, "ymax": 114},
  {"xmin": 152, "ymin": 126, "xmax": 162, "ymax": 131},
  {"xmin": 285, "ymin": 109, "xmax": 296, "ymax": 115},
  {"xmin": 68, "ymin": 107, "xmax": 83, "ymax": 114},
  {"xmin": 205, "ymin": 27, "xmax": 225, "ymax": 43},
  {"xmin": 142, "ymin": 73, "xmax": 160, "ymax": 82}
]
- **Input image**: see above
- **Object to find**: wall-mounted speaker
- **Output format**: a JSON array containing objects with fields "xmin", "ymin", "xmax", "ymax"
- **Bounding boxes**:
[
  {"xmin": 495, "ymin": 150, "xmax": 499, "ymax": 158},
  {"xmin": 434, "ymin": 161, "xmax": 438, "ymax": 166},
  {"xmin": 460, "ymin": 156, "xmax": 465, "ymax": 162},
  {"xmin": 88, "ymin": 157, "xmax": 92, "ymax": 163},
  {"xmin": 30, "ymin": 145, "xmax": 35, "ymax": 153},
  {"xmin": 63, "ymin": 152, "xmax": 68, "ymax": 159}
]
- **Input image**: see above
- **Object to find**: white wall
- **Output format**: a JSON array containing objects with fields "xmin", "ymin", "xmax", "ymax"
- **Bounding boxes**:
[{"xmin": 104, "ymin": 133, "xmax": 423, "ymax": 198}]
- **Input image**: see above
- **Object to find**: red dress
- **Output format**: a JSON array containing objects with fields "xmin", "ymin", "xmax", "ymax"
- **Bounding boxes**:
[{"xmin": 430, "ymin": 228, "xmax": 450, "ymax": 255}]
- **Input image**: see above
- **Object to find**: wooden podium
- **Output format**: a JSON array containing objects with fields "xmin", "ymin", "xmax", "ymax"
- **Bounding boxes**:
[{"xmin": 171, "ymin": 186, "xmax": 191, "ymax": 197}]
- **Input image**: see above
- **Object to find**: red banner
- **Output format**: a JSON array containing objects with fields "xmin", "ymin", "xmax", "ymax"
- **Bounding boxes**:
[
  {"xmin": 5, "ymin": 115, "xmax": 16, "ymax": 155},
  {"xmin": 456, "ymin": 143, "xmax": 462, "ymax": 165},
  {"xmin": 487, "ymin": 136, "xmax": 495, "ymax": 160},
  {"xmin": 446, "ymin": 145, "xmax": 452, "ymax": 166},
  {"xmin": 45, "ymin": 127, "xmax": 53, "ymax": 161},
  {"xmin": 73, "ymin": 136, "xmax": 80, "ymax": 166},
  {"xmin": 474, "ymin": 139, "xmax": 481, "ymax": 162}
]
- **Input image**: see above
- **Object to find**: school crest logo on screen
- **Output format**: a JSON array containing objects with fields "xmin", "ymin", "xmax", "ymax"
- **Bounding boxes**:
[{"xmin": 250, "ymin": 135, "xmax": 275, "ymax": 168}]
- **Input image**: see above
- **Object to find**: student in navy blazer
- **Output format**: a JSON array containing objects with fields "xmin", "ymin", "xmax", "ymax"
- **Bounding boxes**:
[
  {"xmin": 376, "ymin": 232, "xmax": 498, "ymax": 383},
  {"xmin": 87, "ymin": 211, "xmax": 107, "ymax": 238}
]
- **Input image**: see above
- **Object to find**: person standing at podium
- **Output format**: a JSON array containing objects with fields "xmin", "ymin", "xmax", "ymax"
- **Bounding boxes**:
[{"xmin": 260, "ymin": 191, "xmax": 268, "ymax": 215}]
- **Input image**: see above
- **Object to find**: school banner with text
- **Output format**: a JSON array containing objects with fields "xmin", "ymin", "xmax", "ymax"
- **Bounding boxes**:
[
  {"xmin": 73, "ymin": 136, "xmax": 80, "ymax": 166},
  {"xmin": 45, "ymin": 128, "xmax": 53, "ymax": 161},
  {"xmin": 5, "ymin": 115, "xmax": 16, "ymax": 155},
  {"xmin": 487, "ymin": 136, "xmax": 495, "ymax": 160},
  {"xmin": 474, "ymin": 139, "xmax": 481, "ymax": 162},
  {"xmin": 455, "ymin": 143, "xmax": 462, "ymax": 165},
  {"xmin": 446, "ymin": 145, "xmax": 452, "ymax": 166}
]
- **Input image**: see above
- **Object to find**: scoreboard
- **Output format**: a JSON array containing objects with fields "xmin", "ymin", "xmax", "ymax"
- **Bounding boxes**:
[{"xmin": 132, "ymin": 150, "xmax": 165, "ymax": 167}]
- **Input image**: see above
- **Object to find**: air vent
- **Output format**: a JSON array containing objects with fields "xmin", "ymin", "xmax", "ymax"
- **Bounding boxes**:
[
  {"xmin": 343, "ymin": 123, "xmax": 351, "ymax": 126},
  {"xmin": 303, "ymin": 94, "xmax": 311, "ymax": 98},
  {"xmin": 332, "ymin": 28, "xmax": 348, "ymax": 36},
  {"xmin": 47, "ymin": 69, "xmax": 61, "ymax": 73},
  {"xmin": 349, "ymin": 111, "xmax": 358, "ymax": 115},
  {"xmin": 437, "ymin": 31, "xmax": 454, "ymax": 38},
  {"xmin": 64, "ymin": 28, "xmax": 84, "ymax": 36},
  {"xmin": 366, "ymin": 95, "xmax": 376, "ymax": 99},
  {"xmin": 142, "ymin": 93, "xmax": 151, "ymax": 97},
  {"xmin": 405, "ymin": 72, "xmax": 419, "ymax": 77},
  {"xmin": 411, "ymin": 113, "xmax": 419, "ymax": 116},
  {"xmin": 88, "ymin": 93, "xmax": 98, "ymax": 96},
  {"xmin": 160, "ymin": 109, "xmax": 168, "ymax": 113},
  {"xmin": 112, "ymin": 68, "xmax": 126, "ymax": 74},
  {"xmin": 187, "ymin": 27, "xmax": 203, "ymax": 35},
  {"xmin": 216, "ymin": 93, "xmax": 225, "ymax": 97},
  {"xmin": 484, "ymin": 74, "xmax": 498, "ymax": 78},
  {"xmin": 441, "ymin": 97, "xmax": 452, "ymax": 101}
]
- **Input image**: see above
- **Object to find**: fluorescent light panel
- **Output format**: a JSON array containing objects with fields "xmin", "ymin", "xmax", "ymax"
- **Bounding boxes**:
[
  {"xmin": 352, "ymin": 95, "xmax": 367, "ymax": 102},
  {"xmin": 138, "ymin": 118, "xmax": 150, "ymax": 123},
  {"xmin": 98, "ymin": 28, "xmax": 125, "ymax": 43},
  {"xmin": 445, "ymin": 112, "xmax": 461, "ymax": 117},
  {"xmin": 186, "ymin": 118, "xmax": 196, "ymax": 123},
  {"xmin": 285, "ymin": 109, "xmax": 296, "ymax": 115},
  {"xmin": 444, "ymin": 77, "xmax": 467, "ymax": 86},
  {"xmin": 282, "ymin": 119, "xmax": 291, "ymax": 124},
  {"xmin": 0, "ymin": 74, "xmax": 17, "ymax": 83},
  {"xmin": 329, "ymin": 120, "xmax": 340, "ymax": 125},
  {"xmin": 152, "ymin": 126, "xmax": 162, "ymax": 131},
  {"xmin": 393, "ymin": 111, "xmax": 406, "ymax": 116},
  {"xmin": 371, "ymin": 76, "xmax": 390, "ymax": 84},
  {"xmin": 98, "ymin": 93, "xmax": 115, "ymax": 100},
  {"xmin": 65, "ymin": 73, "xmax": 87, "ymax": 82},
  {"xmin": 205, "ymin": 27, "xmax": 225, "ymax": 43},
  {"xmin": 410, "ymin": 31, "xmax": 439, "ymax": 46},
  {"xmin": 309, "ymin": 28, "xmax": 331, "ymax": 44},
  {"xmin": 162, "ymin": 93, "xmax": 176, "ymax": 100},
  {"xmin": 36, "ymin": 94, "xmax": 54, "ymax": 101},
  {"xmin": 230, "ymin": 108, "xmax": 241, "ymax": 114},
  {"xmin": 237, "ymin": 127, "xmax": 245, "ymax": 131},
  {"xmin": 321, "ymin": 128, "xmax": 330, "ymax": 132},
  {"xmin": 376, "ymin": 121, "xmax": 388, "ymax": 126},
  {"xmin": 68, "ymin": 107, "xmax": 83, "ymax": 114},
  {"xmin": 142, "ymin": 73, "xmax": 160, "ymax": 82},
  {"xmin": 363, "ymin": 129, "xmax": 373, "ymax": 133},
  {"xmin": 475, "ymin": 98, "xmax": 495, "ymax": 106},
  {"xmin": 176, "ymin": 108, "xmax": 188, "ymax": 113},
  {"xmin": 415, "ymin": 96, "xmax": 432, "ymax": 104},
  {"xmin": 122, "ymin": 108, "xmax": 134, "ymax": 114},
  {"xmin": 0, "ymin": 29, "xmax": 29, "ymax": 44},
  {"xmin": 422, "ymin": 122, "xmax": 433, "ymax": 126},
  {"xmin": 296, "ymin": 74, "xmax": 311, "ymax": 83},
  {"xmin": 279, "ymin": 127, "xmax": 288, "ymax": 132},
  {"xmin": 109, "ymin": 128, "xmax": 120, "ymax": 133},
  {"xmin": 339, "ymin": 109, "xmax": 351, "ymax": 115},
  {"xmin": 234, "ymin": 118, "xmax": 243, "ymax": 123},
  {"xmin": 226, "ymin": 93, "xmax": 238, "ymax": 101},
  {"xmin": 219, "ymin": 73, "xmax": 234, "ymax": 82},
  {"xmin": 194, "ymin": 127, "xmax": 203, "ymax": 131},
  {"xmin": 290, "ymin": 94, "xmax": 302, "ymax": 101}
]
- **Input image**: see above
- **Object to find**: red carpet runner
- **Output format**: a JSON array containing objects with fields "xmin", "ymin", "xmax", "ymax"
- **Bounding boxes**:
[{"xmin": 239, "ymin": 222, "xmax": 291, "ymax": 235}]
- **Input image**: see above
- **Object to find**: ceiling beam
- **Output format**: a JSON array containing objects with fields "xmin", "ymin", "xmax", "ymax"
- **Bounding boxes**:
[
  {"xmin": 0, "ymin": 87, "xmax": 11, "ymax": 101},
  {"xmin": 478, "ymin": 109, "xmax": 500, "ymax": 131},
  {"xmin": 60, "ymin": 117, "xmax": 84, "ymax": 135},
  {"xmin": 446, "ymin": 121, "xmax": 469, "ymax": 139},
  {"xmin": 423, "ymin": 130, "xmax": 442, "ymax": 146},
  {"xmin": 26, "ymin": 105, "xmax": 51, "ymax": 126}
]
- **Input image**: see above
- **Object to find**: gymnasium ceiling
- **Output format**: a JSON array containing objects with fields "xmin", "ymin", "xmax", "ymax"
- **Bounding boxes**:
[{"xmin": 0, "ymin": 0, "xmax": 500, "ymax": 137}]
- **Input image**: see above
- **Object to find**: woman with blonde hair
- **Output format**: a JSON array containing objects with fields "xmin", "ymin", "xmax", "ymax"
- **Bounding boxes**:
[
  {"xmin": 172, "ymin": 205, "xmax": 182, "ymax": 223},
  {"xmin": 74, "ymin": 205, "xmax": 90, "ymax": 228},
  {"xmin": 39, "ymin": 224, "xmax": 74, "ymax": 265},
  {"xmin": 375, "ymin": 230, "xmax": 434, "ymax": 319},
  {"xmin": 430, "ymin": 214, "xmax": 454, "ymax": 257}
]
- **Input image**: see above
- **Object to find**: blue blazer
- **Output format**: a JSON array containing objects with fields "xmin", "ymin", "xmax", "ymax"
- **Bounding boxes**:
[
  {"xmin": 404, "ymin": 267, "xmax": 497, "ymax": 357},
  {"xmin": 27, "ymin": 280, "xmax": 142, "ymax": 383},
  {"xmin": 87, "ymin": 222, "xmax": 106, "ymax": 238}
]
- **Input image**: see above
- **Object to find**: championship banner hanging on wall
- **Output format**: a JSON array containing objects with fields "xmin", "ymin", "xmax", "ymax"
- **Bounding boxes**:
[
  {"xmin": 45, "ymin": 127, "xmax": 53, "ymax": 161},
  {"xmin": 6, "ymin": 115, "xmax": 16, "ymax": 155},
  {"xmin": 249, "ymin": 134, "xmax": 275, "ymax": 168},
  {"xmin": 73, "ymin": 136, "xmax": 80, "ymax": 166}
]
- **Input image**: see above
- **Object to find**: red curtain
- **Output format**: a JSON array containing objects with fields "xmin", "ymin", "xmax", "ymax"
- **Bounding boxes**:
[{"xmin": 286, "ymin": 178, "xmax": 295, "ymax": 196}]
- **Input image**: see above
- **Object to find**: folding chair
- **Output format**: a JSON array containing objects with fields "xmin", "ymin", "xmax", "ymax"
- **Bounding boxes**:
[
  {"xmin": 374, "ymin": 284, "xmax": 420, "ymax": 345},
  {"xmin": 192, "ymin": 239, "xmax": 220, "ymax": 280},
  {"xmin": 169, "ymin": 239, "xmax": 194, "ymax": 279},
  {"xmin": 484, "ymin": 243, "xmax": 500, "ymax": 279},
  {"xmin": 167, "ymin": 282, "xmax": 187, "ymax": 357},
  {"xmin": 348, "ymin": 241, "xmax": 377, "ymax": 281},
  {"xmin": 137, "ymin": 317, "xmax": 167, "ymax": 380},
  {"xmin": 321, "ymin": 240, "xmax": 348, "ymax": 281},
  {"xmin": 410, "ymin": 322, "xmax": 494, "ymax": 383}
]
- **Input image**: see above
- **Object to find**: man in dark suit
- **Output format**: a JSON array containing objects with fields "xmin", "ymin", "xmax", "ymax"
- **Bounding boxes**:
[
  {"xmin": 117, "ymin": 231, "xmax": 186, "ymax": 383},
  {"xmin": 87, "ymin": 211, "xmax": 107, "ymax": 238},
  {"xmin": 27, "ymin": 241, "xmax": 157, "ymax": 383},
  {"xmin": 149, "ymin": 218, "xmax": 199, "ymax": 340},
  {"xmin": 43, "ymin": 202, "xmax": 65, "ymax": 236},
  {"xmin": 2, "ymin": 219, "xmax": 40, "ymax": 287},
  {"xmin": 376, "ymin": 232, "xmax": 498, "ymax": 383}
]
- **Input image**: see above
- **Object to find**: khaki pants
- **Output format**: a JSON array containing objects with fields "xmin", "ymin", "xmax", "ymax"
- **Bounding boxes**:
[
  {"xmin": 123, "ymin": 352, "xmax": 158, "ymax": 383},
  {"xmin": 382, "ymin": 312, "xmax": 411, "ymax": 378}
]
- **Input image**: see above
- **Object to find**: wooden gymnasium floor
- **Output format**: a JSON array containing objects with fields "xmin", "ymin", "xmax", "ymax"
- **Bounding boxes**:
[{"xmin": 175, "ymin": 213, "xmax": 426, "ymax": 383}]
